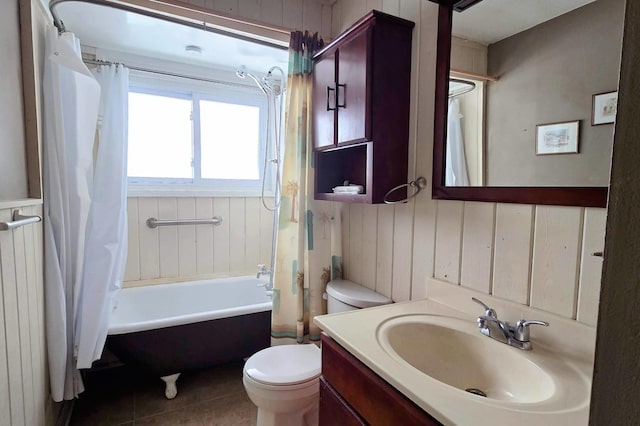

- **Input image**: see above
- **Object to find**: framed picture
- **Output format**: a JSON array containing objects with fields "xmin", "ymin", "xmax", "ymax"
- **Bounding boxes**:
[
  {"xmin": 536, "ymin": 121, "xmax": 580, "ymax": 155},
  {"xmin": 592, "ymin": 91, "xmax": 618, "ymax": 125}
]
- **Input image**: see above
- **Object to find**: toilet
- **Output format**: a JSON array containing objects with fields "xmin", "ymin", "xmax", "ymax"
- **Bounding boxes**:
[{"xmin": 243, "ymin": 279, "xmax": 392, "ymax": 426}]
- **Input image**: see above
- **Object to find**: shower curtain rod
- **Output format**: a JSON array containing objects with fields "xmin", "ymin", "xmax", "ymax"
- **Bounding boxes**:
[
  {"xmin": 83, "ymin": 58, "xmax": 257, "ymax": 89},
  {"xmin": 48, "ymin": 0, "xmax": 289, "ymax": 51}
]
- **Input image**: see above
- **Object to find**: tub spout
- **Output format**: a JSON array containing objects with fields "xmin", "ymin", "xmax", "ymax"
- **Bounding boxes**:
[{"xmin": 256, "ymin": 263, "xmax": 271, "ymax": 279}]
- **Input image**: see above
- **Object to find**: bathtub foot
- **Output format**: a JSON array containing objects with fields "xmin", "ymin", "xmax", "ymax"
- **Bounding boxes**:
[{"xmin": 161, "ymin": 373, "xmax": 181, "ymax": 399}]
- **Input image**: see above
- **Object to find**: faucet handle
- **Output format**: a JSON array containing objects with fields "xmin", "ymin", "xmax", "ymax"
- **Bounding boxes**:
[
  {"xmin": 514, "ymin": 319, "xmax": 549, "ymax": 342},
  {"xmin": 471, "ymin": 297, "xmax": 498, "ymax": 319}
]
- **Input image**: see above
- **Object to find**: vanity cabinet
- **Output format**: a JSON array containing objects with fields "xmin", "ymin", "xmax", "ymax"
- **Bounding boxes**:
[
  {"xmin": 312, "ymin": 11, "xmax": 414, "ymax": 204},
  {"xmin": 319, "ymin": 334, "xmax": 441, "ymax": 426}
]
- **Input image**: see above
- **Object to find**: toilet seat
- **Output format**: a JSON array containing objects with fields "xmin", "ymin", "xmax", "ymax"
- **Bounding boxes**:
[{"xmin": 244, "ymin": 344, "xmax": 321, "ymax": 386}]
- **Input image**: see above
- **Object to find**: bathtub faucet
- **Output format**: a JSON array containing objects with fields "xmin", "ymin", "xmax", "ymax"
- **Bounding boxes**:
[
  {"xmin": 256, "ymin": 264, "xmax": 272, "ymax": 279},
  {"xmin": 257, "ymin": 264, "xmax": 273, "ymax": 296}
]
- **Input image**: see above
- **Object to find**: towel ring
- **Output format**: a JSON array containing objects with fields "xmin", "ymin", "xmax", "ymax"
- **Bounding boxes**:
[{"xmin": 383, "ymin": 177, "xmax": 427, "ymax": 204}]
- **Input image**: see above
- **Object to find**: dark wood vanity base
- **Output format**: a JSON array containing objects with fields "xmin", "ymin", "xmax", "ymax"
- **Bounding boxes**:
[{"xmin": 320, "ymin": 333, "xmax": 442, "ymax": 426}]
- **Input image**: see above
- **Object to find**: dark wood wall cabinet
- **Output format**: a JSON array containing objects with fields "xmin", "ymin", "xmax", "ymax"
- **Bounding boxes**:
[
  {"xmin": 312, "ymin": 11, "xmax": 414, "ymax": 204},
  {"xmin": 319, "ymin": 334, "xmax": 442, "ymax": 426}
]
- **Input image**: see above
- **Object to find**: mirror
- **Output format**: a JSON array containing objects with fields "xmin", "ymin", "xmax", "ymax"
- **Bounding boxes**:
[{"xmin": 431, "ymin": 0, "xmax": 624, "ymax": 207}]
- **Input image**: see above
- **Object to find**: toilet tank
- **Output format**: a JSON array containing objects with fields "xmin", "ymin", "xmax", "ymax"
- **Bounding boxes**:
[{"xmin": 325, "ymin": 280, "xmax": 393, "ymax": 313}]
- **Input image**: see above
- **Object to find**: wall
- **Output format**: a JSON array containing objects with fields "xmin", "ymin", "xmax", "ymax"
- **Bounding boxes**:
[
  {"xmin": 0, "ymin": 0, "xmax": 29, "ymax": 200},
  {"xmin": 485, "ymin": 0, "xmax": 623, "ymax": 187},
  {"xmin": 332, "ymin": 0, "xmax": 607, "ymax": 327},
  {"xmin": 0, "ymin": 204, "xmax": 49, "ymax": 426},
  {"xmin": 124, "ymin": 196, "xmax": 274, "ymax": 285},
  {"xmin": 122, "ymin": 0, "xmax": 333, "ymax": 286},
  {"xmin": 0, "ymin": 0, "xmax": 56, "ymax": 424}
]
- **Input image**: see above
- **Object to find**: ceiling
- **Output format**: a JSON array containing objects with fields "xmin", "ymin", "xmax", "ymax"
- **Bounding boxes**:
[
  {"xmin": 54, "ymin": 1, "xmax": 289, "ymax": 77},
  {"xmin": 452, "ymin": 0, "xmax": 596, "ymax": 45}
]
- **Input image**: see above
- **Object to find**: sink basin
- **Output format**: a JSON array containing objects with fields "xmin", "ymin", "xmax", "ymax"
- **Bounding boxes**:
[{"xmin": 378, "ymin": 316, "xmax": 558, "ymax": 403}]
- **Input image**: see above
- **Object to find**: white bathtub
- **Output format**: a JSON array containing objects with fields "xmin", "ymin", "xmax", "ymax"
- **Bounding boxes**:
[
  {"xmin": 105, "ymin": 275, "xmax": 273, "ymax": 394},
  {"xmin": 109, "ymin": 275, "xmax": 273, "ymax": 335}
]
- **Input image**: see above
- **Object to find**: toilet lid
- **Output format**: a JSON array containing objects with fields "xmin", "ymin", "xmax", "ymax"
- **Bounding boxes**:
[
  {"xmin": 244, "ymin": 344, "xmax": 321, "ymax": 385},
  {"xmin": 326, "ymin": 280, "xmax": 393, "ymax": 308}
]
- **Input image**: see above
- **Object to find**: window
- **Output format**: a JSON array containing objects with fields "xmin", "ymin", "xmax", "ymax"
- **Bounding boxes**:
[{"xmin": 127, "ymin": 83, "xmax": 267, "ymax": 195}]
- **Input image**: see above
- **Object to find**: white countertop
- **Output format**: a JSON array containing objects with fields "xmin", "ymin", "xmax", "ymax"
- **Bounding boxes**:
[{"xmin": 314, "ymin": 279, "xmax": 595, "ymax": 426}]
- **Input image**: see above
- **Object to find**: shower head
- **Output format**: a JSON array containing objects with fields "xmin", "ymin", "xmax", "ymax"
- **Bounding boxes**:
[
  {"xmin": 236, "ymin": 64, "xmax": 270, "ymax": 96},
  {"xmin": 263, "ymin": 66, "xmax": 285, "ymax": 96}
]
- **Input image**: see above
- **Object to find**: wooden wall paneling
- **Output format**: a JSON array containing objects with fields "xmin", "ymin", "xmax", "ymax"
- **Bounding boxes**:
[
  {"xmin": 238, "ymin": 0, "xmax": 261, "ymax": 21},
  {"xmin": 258, "ymin": 199, "xmax": 273, "ymax": 268},
  {"xmin": 410, "ymin": 0, "xmax": 439, "ymax": 301},
  {"xmin": 0, "ymin": 211, "xmax": 26, "ymax": 426},
  {"xmin": 157, "ymin": 198, "xmax": 179, "ymax": 278},
  {"xmin": 283, "ymin": 0, "xmax": 303, "ymax": 30},
  {"xmin": 300, "ymin": 1, "xmax": 326, "ymax": 40},
  {"xmin": 21, "ymin": 207, "xmax": 44, "ymax": 426},
  {"xmin": 331, "ymin": 2, "xmax": 342, "ymax": 38},
  {"xmin": 213, "ymin": 198, "xmax": 231, "ymax": 274},
  {"xmin": 392, "ymin": 203, "xmax": 414, "ymax": 301},
  {"xmin": 195, "ymin": 197, "xmax": 215, "ymax": 275},
  {"xmin": 375, "ymin": 205, "xmax": 394, "ymax": 298},
  {"xmin": 245, "ymin": 197, "xmax": 261, "ymax": 273},
  {"xmin": 347, "ymin": 204, "xmax": 364, "ymax": 285},
  {"xmin": 360, "ymin": 205, "xmax": 378, "ymax": 290},
  {"xmin": 530, "ymin": 206, "xmax": 583, "ymax": 318},
  {"xmin": 203, "ymin": 0, "xmax": 216, "ymax": 14},
  {"xmin": 337, "ymin": 1, "xmax": 367, "ymax": 34},
  {"xmin": 0, "ymin": 212, "xmax": 13, "ymax": 426},
  {"xmin": 492, "ymin": 203, "xmax": 534, "ymax": 304},
  {"xmin": 387, "ymin": 0, "xmax": 420, "ymax": 302},
  {"xmin": 124, "ymin": 198, "xmax": 140, "ymax": 281},
  {"xmin": 30, "ymin": 204, "xmax": 47, "ymax": 420},
  {"xmin": 12, "ymin": 225, "xmax": 36, "ymax": 426},
  {"xmin": 434, "ymin": 200, "xmax": 464, "ymax": 284},
  {"xmin": 382, "ymin": 0, "xmax": 400, "ymax": 15},
  {"xmin": 450, "ymin": 37, "xmax": 488, "ymax": 75},
  {"xmin": 261, "ymin": 0, "xmax": 284, "ymax": 27},
  {"xmin": 321, "ymin": 5, "xmax": 332, "ymax": 40},
  {"xmin": 460, "ymin": 202, "xmax": 495, "ymax": 293},
  {"xmin": 214, "ymin": 0, "xmax": 238, "ymax": 15},
  {"xmin": 340, "ymin": 203, "xmax": 350, "ymax": 278},
  {"xmin": 367, "ymin": 0, "xmax": 383, "ymax": 12},
  {"xmin": 137, "ymin": 198, "xmax": 160, "ymax": 280},
  {"xmin": 577, "ymin": 207, "xmax": 607, "ymax": 326},
  {"xmin": 411, "ymin": 198, "xmax": 436, "ymax": 300},
  {"xmin": 229, "ymin": 198, "xmax": 246, "ymax": 273},
  {"xmin": 177, "ymin": 198, "xmax": 197, "ymax": 277}
]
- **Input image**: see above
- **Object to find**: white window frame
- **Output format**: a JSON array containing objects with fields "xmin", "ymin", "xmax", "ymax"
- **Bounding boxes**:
[{"xmin": 126, "ymin": 74, "xmax": 272, "ymax": 197}]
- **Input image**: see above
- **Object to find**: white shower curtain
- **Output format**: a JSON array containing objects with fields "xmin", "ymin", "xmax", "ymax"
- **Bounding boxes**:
[
  {"xmin": 43, "ymin": 28, "xmax": 128, "ymax": 401},
  {"xmin": 76, "ymin": 64, "xmax": 129, "ymax": 368},
  {"xmin": 445, "ymin": 98, "xmax": 470, "ymax": 186}
]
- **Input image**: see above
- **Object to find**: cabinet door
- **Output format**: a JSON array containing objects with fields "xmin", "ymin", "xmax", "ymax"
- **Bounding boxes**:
[
  {"xmin": 312, "ymin": 52, "xmax": 337, "ymax": 150},
  {"xmin": 337, "ymin": 28, "xmax": 371, "ymax": 145}
]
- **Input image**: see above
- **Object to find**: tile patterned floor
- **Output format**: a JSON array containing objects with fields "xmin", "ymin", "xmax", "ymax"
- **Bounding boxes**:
[{"xmin": 70, "ymin": 361, "xmax": 257, "ymax": 426}]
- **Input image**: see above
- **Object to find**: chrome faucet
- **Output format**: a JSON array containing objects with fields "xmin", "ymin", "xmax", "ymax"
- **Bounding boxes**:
[
  {"xmin": 256, "ymin": 264, "xmax": 274, "ymax": 297},
  {"xmin": 472, "ymin": 297, "xmax": 549, "ymax": 351},
  {"xmin": 256, "ymin": 263, "xmax": 271, "ymax": 279}
]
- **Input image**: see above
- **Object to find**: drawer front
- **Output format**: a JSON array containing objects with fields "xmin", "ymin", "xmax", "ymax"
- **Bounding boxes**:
[
  {"xmin": 320, "ymin": 377, "xmax": 366, "ymax": 426},
  {"xmin": 321, "ymin": 334, "xmax": 441, "ymax": 426}
]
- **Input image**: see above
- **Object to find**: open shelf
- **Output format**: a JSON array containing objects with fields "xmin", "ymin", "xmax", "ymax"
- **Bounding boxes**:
[{"xmin": 315, "ymin": 142, "xmax": 372, "ymax": 204}]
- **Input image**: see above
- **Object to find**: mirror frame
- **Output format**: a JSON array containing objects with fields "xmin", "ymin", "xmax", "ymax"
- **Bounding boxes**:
[{"xmin": 431, "ymin": 2, "xmax": 608, "ymax": 208}]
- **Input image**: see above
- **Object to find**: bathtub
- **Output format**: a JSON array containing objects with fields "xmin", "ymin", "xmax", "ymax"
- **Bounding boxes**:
[{"xmin": 105, "ymin": 276, "xmax": 272, "ymax": 398}]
